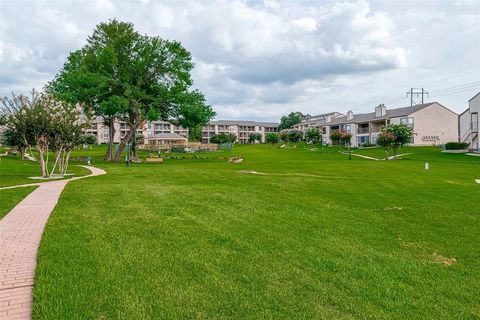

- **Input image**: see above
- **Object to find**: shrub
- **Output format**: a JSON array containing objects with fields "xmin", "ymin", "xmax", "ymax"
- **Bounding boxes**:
[
  {"xmin": 266, "ymin": 132, "xmax": 279, "ymax": 144},
  {"xmin": 305, "ymin": 127, "xmax": 322, "ymax": 144},
  {"xmin": 288, "ymin": 130, "xmax": 303, "ymax": 142},
  {"xmin": 210, "ymin": 132, "xmax": 237, "ymax": 144},
  {"xmin": 330, "ymin": 131, "xmax": 342, "ymax": 145},
  {"xmin": 445, "ymin": 142, "xmax": 469, "ymax": 150}
]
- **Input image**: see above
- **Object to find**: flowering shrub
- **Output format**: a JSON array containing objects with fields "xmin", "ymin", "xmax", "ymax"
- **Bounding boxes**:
[{"xmin": 1, "ymin": 90, "xmax": 89, "ymax": 177}]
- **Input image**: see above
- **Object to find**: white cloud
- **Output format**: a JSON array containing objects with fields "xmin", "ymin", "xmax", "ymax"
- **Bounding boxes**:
[{"xmin": 0, "ymin": 0, "xmax": 478, "ymax": 121}]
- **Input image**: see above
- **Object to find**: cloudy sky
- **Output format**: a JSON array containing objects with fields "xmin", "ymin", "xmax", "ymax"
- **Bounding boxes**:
[{"xmin": 0, "ymin": 0, "xmax": 479, "ymax": 121}]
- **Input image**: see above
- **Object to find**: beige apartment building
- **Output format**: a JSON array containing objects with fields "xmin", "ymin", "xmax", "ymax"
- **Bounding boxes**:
[
  {"xmin": 202, "ymin": 120, "xmax": 279, "ymax": 144},
  {"xmin": 309, "ymin": 102, "xmax": 458, "ymax": 147},
  {"xmin": 459, "ymin": 92, "xmax": 479, "ymax": 152},
  {"xmin": 292, "ymin": 112, "xmax": 343, "ymax": 132},
  {"xmin": 85, "ymin": 117, "xmax": 279, "ymax": 144}
]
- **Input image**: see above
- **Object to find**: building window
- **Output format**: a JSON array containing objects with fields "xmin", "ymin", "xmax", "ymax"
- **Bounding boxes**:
[
  {"xmin": 400, "ymin": 117, "xmax": 414, "ymax": 126},
  {"xmin": 345, "ymin": 124, "xmax": 351, "ymax": 133}
]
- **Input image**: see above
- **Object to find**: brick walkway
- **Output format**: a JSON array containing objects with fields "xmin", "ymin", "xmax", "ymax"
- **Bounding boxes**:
[{"xmin": 0, "ymin": 166, "xmax": 106, "ymax": 319}]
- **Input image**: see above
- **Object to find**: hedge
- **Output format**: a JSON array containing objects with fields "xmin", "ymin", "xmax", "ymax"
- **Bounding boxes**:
[{"xmin": 445, "ymin": 142, "xmax": 469, "ymax": 150}]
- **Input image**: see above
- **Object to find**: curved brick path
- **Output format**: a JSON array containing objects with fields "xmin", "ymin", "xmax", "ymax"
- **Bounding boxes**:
[{"xmin": 0, "ymin": 166, "xmax": 106, "ymax": 319}]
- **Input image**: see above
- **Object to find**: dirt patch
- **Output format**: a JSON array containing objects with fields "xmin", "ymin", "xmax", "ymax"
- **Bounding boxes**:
[
  {"xmin": 384, "ymin": 206, "xmax": 404, "ymax": 211},
  {"xmin": 240, "ymin": 170, "xmax": 266, "ymax": 175},
  {"xmin": 400, "ymin": 241, "xmax": 428, "ymax": 249},
  {"xmin": 432, "ymin": 253, "xmax": 457, "ymax": 266},
  {"xmin": 229, "ymin": 156, "xmax": 243, "ymax": 163}
]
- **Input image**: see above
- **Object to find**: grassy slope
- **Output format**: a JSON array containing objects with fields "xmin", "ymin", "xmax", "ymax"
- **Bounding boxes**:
[
  {"xmin": 0, "ymin": 186, "xmax": 37, "ymax": 219},
  {"xmin": 34, "ymin": 145, "xmax": 480, "ymax": 319}
]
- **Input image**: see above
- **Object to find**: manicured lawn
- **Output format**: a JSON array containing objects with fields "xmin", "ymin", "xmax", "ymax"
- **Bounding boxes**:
[
  {"xmin": 0, "ymin": 156, "xmax": 91, "ymax": 187},
  {"xmin": 33, "ymin": 144, "xmax": 480, "ymax": 319},
  {"xmin": 0, "ymin": 186, "xmax": 37, "ymax": 219}
]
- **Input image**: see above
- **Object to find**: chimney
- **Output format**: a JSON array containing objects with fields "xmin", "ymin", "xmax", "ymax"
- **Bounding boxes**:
[
  {"xmin": 326, "ymin": 115, "xmax": 332, "ymax": 123},
  {"xmin": 347, "ymin": 110, "xmax": 354, "ymax": 121},
  {"xmin": 375, "ymin": 104, "xmax": 386, "ymax": 117}
]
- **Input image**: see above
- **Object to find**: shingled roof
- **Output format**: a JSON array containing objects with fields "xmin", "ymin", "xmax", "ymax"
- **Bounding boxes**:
[{"xmin": 327, "ymin": 103, "xmax": 436, "ymax": 125}]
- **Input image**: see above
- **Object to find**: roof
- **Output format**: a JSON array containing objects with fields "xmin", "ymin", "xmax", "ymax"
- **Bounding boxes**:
[
  {"xmin": 327, "ymin": 103, "xmax": 436, "ymax": 125},
  {"xmin": 469, "ymin": 91, "xmax": 480, "ymax": 102},
  {"xmin": 209, "ymin": 120, "xmax": 279, "ymax": 127},
  {"xmin": 145, "ymin": 133, "xmax": 188, "ymax": 140}
]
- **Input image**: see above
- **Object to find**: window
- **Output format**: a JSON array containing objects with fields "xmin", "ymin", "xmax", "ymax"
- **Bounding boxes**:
[
  {"xmin": 400, "ymin": 117, "xmax": 414, "ymax": 126},
  {"xmin": 345, "ymin": 124, "xmax": 351, "ymax": 133}
]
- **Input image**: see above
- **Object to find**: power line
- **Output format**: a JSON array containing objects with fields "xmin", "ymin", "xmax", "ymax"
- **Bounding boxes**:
[{"xmin": 429, "ymin": 81, "xmax": 480, "ymax": 94}]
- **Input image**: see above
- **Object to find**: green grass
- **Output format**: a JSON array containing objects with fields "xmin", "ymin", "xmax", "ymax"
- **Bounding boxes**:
[
  {"xmin": 31, "ymin": 144, "xmax": 480, "ymax": 319},
  {"xmin": 0, "ymin": 186, "xmax": 37, "ymax": 219},
  {"xmin": 0, "ymin": 156, "xmax": 91, "ymax": 187}
]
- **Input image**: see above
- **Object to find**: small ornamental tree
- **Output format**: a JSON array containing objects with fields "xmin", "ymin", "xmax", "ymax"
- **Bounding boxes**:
[
  {"xmin": 266, "ymin": 132, "xmax": 279, "ymax": 144},
  {"xmin": 0, "ymin": 90, "xmax": 89, "ymax": 177},
  {"xmin": 340, "ymin": 132, "xmax": 352, "ymax": 146},
  {"xmin": 79, "ymin": 134, "xmax": 97, "ymax": 146},
  {"xmin": 383, "ymin": 124, "xmax": 414, "ymax": 159},
  {"xmin": 329, "ymin": 131, "xmax": 342, "ymax": 145},
  {"xmin": 305, "ymin": 127, "xmax": 322, "ymax": 144},
  {"xmin": 288, "ymin": 129, "xmax": 303, "ymax": 142},
  {"xmin": 376, "ymin": 131, "xmax": 396, "ymax": 159},
  {"xmin": 248, "ymin": 132, "xmax": 262, "ymax": 144},
  {"xmin": 210, "ymin": 132, "xmax": 237, "ymax": 144},
  {"xmin": 279, "ymin": 131, "xmax": 289, "ymax": 142}
]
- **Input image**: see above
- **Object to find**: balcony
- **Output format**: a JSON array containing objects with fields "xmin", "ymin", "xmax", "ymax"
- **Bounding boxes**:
[{"xmin": 357, "ymin": 127, "xmax": 369, "ymax": 134}]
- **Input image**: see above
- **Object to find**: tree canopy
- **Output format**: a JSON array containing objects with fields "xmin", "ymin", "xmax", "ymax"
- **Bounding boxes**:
[
  {"xmin": 381, "ymin": 124, "xmax": 414, "ymax": 159},
  {"xmin": 47, "ymin": 19, "xmax": 212, "ymax": 161},
  {"xmin": 279, "ymin": 111, "xmax": 308, "ymax": 130},
  {"xmin": 210, "ymin": 132, "xmax": 237, "ymax": 144}
]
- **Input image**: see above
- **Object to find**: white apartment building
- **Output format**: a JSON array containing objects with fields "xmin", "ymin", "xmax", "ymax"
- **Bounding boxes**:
[
  {"xmin": 459, "ymin": 92, "xmax": 479, "ymax": 152},
  {"xmin": 308, "ymin": 102, "xmax": 458, "ymax": 147}
]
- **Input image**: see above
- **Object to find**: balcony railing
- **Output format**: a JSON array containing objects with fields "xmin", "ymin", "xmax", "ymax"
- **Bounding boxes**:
[
  {"xmin": 357, "ymin": 127, "xmax": 369, "ymax": 134},
  {"xmin": 471, "ymin": 122, "xmax": 478, "ymax": 131}
]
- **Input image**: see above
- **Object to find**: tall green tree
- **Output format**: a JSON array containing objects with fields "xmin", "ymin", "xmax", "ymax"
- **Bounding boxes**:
[
  {"xmin": 47, "ymin": 19, "xmax": 202, "ymax": 161},
  {"xmin": 279, "ymin": 111, "xmax": 307, "ymax": 130}
]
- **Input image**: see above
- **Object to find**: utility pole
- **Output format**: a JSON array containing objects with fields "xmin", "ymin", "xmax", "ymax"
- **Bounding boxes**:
[{"xmin": 406, "ymin": 88, "xmax": 429, "ymax": 106}]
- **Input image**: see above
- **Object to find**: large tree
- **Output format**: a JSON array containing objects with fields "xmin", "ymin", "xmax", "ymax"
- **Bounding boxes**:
[
  {"xmin": 47, "ymin": 19, "xmax": 206, "ymax": 161},
  {"xmin": 279, "ymin": 111, "xmax": 308, "ymax": 130}
]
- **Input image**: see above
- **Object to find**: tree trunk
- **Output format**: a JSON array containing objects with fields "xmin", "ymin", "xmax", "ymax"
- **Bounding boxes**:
[
  {"xmin": 131, "ymin": 129, "xmax": 137, "ymax": 157},
  {"xmin": 113, "ymin": 123, "xmax": 137, "ymax": 162},
  {"xmin": 393, "ymin": 146, "xmax": 399, "ymax": 159},
  {"xmin": 37, "ymin": 145, "xmax": 47, "ymax": 178},
  {"xmin": 62, "ymin": 150, "xmax": 72, "ymax": 175},
  {"xmin": 384, "ymin": 148, "xmax": 389, "ymax": 160},
  {"xmin": 104, "ymin": 117, "xmax": 116, "ymax": 161},
  {"xmin": 50, "ymin": 148, "xmax": 63, "ymax": 177}
]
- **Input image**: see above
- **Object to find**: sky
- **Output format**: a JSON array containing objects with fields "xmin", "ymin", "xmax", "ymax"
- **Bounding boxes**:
[{"xmin": 0, "ymin": 0, "xmax": 479, "ymax": 122}]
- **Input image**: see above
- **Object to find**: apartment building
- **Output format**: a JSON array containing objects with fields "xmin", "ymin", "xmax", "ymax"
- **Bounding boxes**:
[
  {"xmin": 85, "ymin": 118, "xmax": 189, "ymax": 144},
  {"xmin": 85, "ymin": 117, "xmax": 279, "ymax": 144},
  {"xmin": 202, "ymin": 120, "xmax": 279, "ymax": 144},
  {"xmin": 292, "ymin": 112, "xmax": 343, "ymax": 131},
  {"xmin": 459, "ymin": 92, "xmax": 479, "ymax": 152},
  {"xmin": 308, "ymin": 102, "xmax": 458, "ymax": 147}
]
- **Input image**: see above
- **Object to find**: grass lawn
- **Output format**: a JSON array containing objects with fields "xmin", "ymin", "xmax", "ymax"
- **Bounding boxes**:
[
  {"xmin": 31, "ymin": 144, "xmax": 480, "ymax": 319},
  {"xmin": 0, "ymin": 186, "xmax": 37, "ymax": 219}
]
